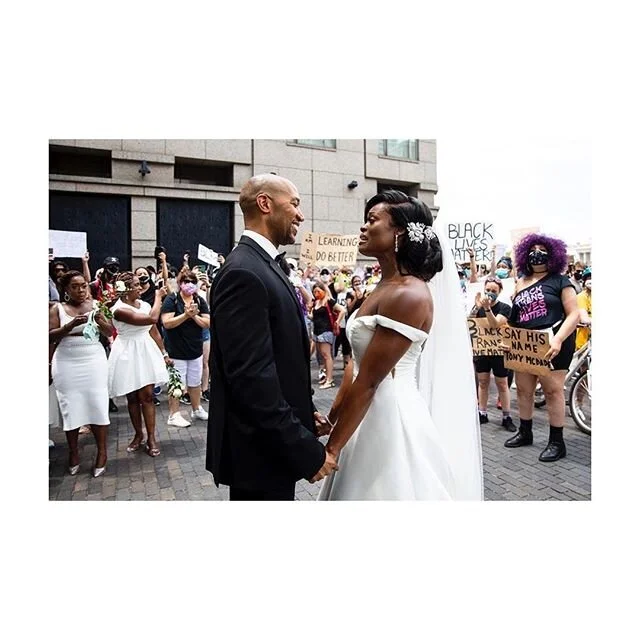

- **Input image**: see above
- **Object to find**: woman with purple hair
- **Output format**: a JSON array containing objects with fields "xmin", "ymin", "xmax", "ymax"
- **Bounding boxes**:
[{"xmin": 503, "ymin": 233, "xmax": 580, "ymax": 462}]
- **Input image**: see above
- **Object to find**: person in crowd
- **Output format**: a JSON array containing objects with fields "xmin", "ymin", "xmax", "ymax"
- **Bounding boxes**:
[
  {"xmin": 161, "ymin": 269, "xmax": 210, "ymax": 427},
  {"xmin": 310, "ymin": 281, "xmax": 346, "ymax": 389},
  {"xmin": 468, "ymin": 276, "xmax": 515, "ymax": 431},
  {"xmin": 90, "ymin": 256, "xmax": 120, "ymax": 303},
  {"xmin": 568, "ymin": 261, "xmax": 585, "ymax": 294},
  {"xmin": 575, "ymin": 267, "xmax": 592, "ymax": 350},
  {"xmin": 345, "ymin": 274, "xmax": 367, "ymax": 317},
  {"xmin": 503, "ymin": 233, "xmax": 580, "ymax": 462},
  {"xmin": 195, "ymin": 267, "xmax": 212, "ymax": 402},
  {"xmin": 50, "ymin": 260, "xmax": 70, "ymax": 298},
  {"xmin": 332, "ymin": 270, "xmax": 352, "ymax": 369},
  {"xmin": 88, "ymin": 256, "xmax": 121, "ymax": 413},
  {"xmin": 49, "ymin": 253, "xmax": 60, "ymax": 302},
  {"xmin": 108, "ymin": 272, "xmax": 170, "ymax": 457},
  {"xmin": 318, "ymin": 190, "xmax": 483, "ymax": 500},
  {"xmin": 49, "ymin": 271, "xmax": 113, "ymax": 477}
]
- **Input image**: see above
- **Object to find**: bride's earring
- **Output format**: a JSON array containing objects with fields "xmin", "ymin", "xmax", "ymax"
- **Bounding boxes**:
[
  {"xmin": 394, "ymin": 235, "xmax": 399, "ymax": 253},
  {"xmin": 64, "ymin": 292, "xmax": 70, "ymax": 302}
]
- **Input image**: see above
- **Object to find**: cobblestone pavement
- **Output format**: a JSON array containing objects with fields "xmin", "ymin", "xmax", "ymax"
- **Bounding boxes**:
[{"xmin": 49, "ymin": 360, "xmax": 591, "ymax": 501}]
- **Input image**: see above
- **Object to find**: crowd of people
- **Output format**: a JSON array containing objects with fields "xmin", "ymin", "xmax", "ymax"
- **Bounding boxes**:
[{"xmin": 49, "ymin": 182, "xmax": 591, "ymax": 490}]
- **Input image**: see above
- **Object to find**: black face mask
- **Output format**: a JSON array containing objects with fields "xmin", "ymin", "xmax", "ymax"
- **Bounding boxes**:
[
  {"xmin": 139, "ymin": 276, "xmax": 150, "ymax": 285},
  {"xmin": 528, "ymin": 250, "xmax": 549, "ymax": 266},
  {"xmin": 105, "ymin": 266, "xmax": 119, "ymax": 276}
]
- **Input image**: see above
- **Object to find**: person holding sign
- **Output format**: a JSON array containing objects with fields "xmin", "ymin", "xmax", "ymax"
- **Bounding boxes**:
[
  {"xmin": 318, "ymin": 190, "xmax": 483, "ymax": 500},
  {"xmin": 503, "ymin": 233, "xmax": 580, "ymax": 462},
  {"xmin": 468, "ymin": 276, "xmax": 515, "ymax": 431}
]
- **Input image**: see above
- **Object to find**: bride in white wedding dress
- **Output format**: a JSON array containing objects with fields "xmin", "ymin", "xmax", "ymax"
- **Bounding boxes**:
[{"xmin": 317, "ymin": 190, "xmax": 483, "ymax": 501}]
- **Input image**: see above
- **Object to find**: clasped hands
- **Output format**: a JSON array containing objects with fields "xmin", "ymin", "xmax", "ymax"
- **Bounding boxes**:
[{"xmin": 309, "ymin": 411, "xmax": 339, "ymax": 483}]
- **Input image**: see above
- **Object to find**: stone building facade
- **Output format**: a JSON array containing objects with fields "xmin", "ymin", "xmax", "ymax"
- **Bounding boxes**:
[{"xmin": 49, "ymin": 139, "xmax": 438, "ymax": 271}]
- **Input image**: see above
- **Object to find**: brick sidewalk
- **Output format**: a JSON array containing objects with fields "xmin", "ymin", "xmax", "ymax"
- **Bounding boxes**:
[{"xmin": 49, "ymin": 360, "xmax": 591, "ymax": 501}]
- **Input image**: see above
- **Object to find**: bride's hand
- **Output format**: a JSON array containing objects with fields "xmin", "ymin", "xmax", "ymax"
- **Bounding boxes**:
[{"xmin": 314, "ymin": 411, "xmax": 332, "ymax": 437}]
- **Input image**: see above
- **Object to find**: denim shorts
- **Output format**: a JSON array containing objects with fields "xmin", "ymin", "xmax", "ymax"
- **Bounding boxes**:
[{"xmin": 314, "ymin": 331, "xmax": 335, "ymax": 345}]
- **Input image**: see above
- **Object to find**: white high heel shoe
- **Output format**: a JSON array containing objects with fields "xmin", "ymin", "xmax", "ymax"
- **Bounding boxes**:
[
  {"xmin": 93, "ymin": 466, "xmax": 106, "ymax": 478},
  {"xmin": 69, "ymin": 465, "xmax": 80, "ymax": 476}
]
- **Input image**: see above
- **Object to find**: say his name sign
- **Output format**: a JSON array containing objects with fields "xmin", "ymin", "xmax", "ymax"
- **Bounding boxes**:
[
  {"xmin": 502, "ymin": 326, "xmax": 552, "ymax": 377},
  {"xmin": 467, "ymin": 318, "xmax": 505, "ymax": 357},
  {"xmin": 301, "ymin": 232, "xmax": 359, "ymax": 268},
  {"xmin": 448, "ymin": 222, "xmax": 495, "ymax": 263}
]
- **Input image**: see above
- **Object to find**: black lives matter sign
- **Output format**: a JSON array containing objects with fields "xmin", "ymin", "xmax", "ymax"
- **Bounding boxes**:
[{"xmin": 448, "ymin": 222, "xmax": 495, "ymax": 263}]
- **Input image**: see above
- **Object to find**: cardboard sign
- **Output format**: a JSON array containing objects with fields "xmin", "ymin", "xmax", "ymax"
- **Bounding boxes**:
[
  {"xmin": 497, "ymin": 277, "xmax": 516, "ymax": 305},
  {"xmin": 49, "ymin": 230, "xmax": 87, "ymax": 258},
  {"xmin": 464, "ymin": 282, "xmax": 483, "ymax": 315},
  {"xmin": 448, "ymin": 221, "xmax": 495, "ymax": 263},
  {"xmin": 300, "ymin": 233, "xmax": 359, "ymax": 268},
  {"xmin": 467, "ymin": 318, "xmax": 506, "ymax": 357},
  {"xmin": 198, "ymin": 243, "xmax": 220, "ymax": 267},
  {"xmin": 502, "ymin": 326, "xmax": 552, "ymax": 376}
]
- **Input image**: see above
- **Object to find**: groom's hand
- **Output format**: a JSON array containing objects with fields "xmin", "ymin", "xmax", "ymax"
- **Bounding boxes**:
[
  {"xmin": 314, "ymin": 411, "xmax": 331, "ymax": 437},
  {"xmin": 309, "ymin": 450, "xmax": 339, "ymax": 483}
]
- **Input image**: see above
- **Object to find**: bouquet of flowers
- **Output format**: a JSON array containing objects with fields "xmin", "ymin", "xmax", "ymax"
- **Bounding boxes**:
[{"xmin": 166, "ymin": 363, "xmax": 186, "ymax": 399}]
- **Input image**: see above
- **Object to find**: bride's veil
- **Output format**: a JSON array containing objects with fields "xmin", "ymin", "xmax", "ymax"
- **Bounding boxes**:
[{"xmin": 418, "ymin": 214, "xmax": 484, "ymax": 500}]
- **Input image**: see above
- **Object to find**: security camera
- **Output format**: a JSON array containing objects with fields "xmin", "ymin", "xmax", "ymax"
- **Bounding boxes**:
[
  {"xmin": 139, "ymin": 160, "xmax": 151, "ymax": 177},
  {"xmin": 347, "ymin": 180, "xmax": 358, "ymax": 189}
]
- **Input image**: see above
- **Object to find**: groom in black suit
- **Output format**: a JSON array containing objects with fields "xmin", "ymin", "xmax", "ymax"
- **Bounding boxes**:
[{"xmin": 206, "ymin": 174, "xmax": 338, "ymax": 500}]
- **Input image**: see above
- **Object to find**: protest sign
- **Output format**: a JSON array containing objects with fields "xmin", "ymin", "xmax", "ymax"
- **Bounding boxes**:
[
  {"xmin": 198, "ymin": 244, "xmax": 220, "ymax": 267},
  {"xmin": 49, "ymin": 230, "xmax": 87, "ymax": 258},
  {"xmin": 464, "ymin": 281, "xmax": 483, "ymax": 315},
  {"xmin": 494, "ymin": 244, "xmax": 507, "ymax": 260},
  {"xmin": 502, "ymin": 325, "xmax": 552, "ymax": 376},
  {"xmin": 498, "ymin": 277, "xmax": 516, "ymax": 305},
  {"xmin": 467, "ymin": 318, "xmax": 506, "ymax": 357},
  {"xmin": 448, "ymin": 222, "xmax": 495, "ymax": 263},
  {"xmin": 300, "ymin": 233, "xmax": 359, "ymax": 268}
]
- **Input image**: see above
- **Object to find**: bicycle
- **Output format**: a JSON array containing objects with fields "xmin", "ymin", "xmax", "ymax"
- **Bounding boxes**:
[{"xmin": 530, "ymin": 328, "xmax": 592, "ymax": 433}]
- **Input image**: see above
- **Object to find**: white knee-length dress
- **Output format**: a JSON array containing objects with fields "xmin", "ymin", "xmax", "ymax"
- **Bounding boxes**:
[
  {"xmin": 52, "ymin": 302, "xmax": 110, "ymax": 431},
  {"xmin": 108, "ymin": 298, "xmax": 169, "ymax": 398}
]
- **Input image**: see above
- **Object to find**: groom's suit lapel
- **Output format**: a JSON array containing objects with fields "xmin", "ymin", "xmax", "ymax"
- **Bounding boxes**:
[{"xmin": 238, "ymin": 236, "xmax": 308, "ymax": 339}]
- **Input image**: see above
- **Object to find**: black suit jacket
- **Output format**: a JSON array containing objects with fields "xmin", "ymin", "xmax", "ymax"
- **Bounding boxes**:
[{"xmin": 205, "ymin": 236, "xmax": 325, "ymax": 491}]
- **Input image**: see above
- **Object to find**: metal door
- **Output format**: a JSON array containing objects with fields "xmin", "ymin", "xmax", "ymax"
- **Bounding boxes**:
[
  {"xmin": 156, "ymin": 198, "xmax": 233, "ymax": 271},
  {"xmin": 49, "ymin": 192, "xmax": 131, "ymax": 273}
]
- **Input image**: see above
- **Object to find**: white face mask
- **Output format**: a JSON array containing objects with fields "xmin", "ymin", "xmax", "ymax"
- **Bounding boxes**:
[{"xmin": 584, "ymin": 281, "xmax": 592, "ymax": 290}]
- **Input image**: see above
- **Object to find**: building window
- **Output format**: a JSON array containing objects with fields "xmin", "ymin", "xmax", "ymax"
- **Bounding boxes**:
[
  {"xmin": 174, "ymin": 158, "xmax": 233, "ymax": 186},
  {"xmin": 378, "ymin": 139, "xmax": 419, "ymax": 161},
  {"xmin": 289, "ymin": 139, "xmax": 336, "ymax": 149},
  {"xmin": 49, "ymin": 145, "xmax": 112, "ymax": 178}
]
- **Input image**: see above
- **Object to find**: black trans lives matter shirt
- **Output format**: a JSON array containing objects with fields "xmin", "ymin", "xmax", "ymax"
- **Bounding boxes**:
[{"xmin": 509, "ymin": 274, "xmax": 575, "ymax": 330}]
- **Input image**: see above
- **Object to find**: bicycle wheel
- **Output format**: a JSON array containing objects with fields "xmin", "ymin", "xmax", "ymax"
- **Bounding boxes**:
[
  {"xmin": 569, "ymin": 370, "xmax": 591, "ymax": 435},
  {"xmin": 534, "ymin": 383, "xmax": 546, "ymax": 408}
]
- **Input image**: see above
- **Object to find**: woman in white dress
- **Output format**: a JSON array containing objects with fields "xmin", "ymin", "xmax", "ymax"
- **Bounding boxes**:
[
  {"xmin": 109, "ymin": 272, "xmax": 170, "ymax": 457},
  {"xmin": 49, "ymin": 271, "xmax": 113, "ymax": 477},
  {"xmin": 318, "ymin": 190, "xmax": 483, "ymax": 500}
]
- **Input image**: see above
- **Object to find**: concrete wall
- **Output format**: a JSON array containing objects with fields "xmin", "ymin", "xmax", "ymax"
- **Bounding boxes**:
[{"xmin": 49, "ymin": 139, "xmax": 438, "ymax": 266}]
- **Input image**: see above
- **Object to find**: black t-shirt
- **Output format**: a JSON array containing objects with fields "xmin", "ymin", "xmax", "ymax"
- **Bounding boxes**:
[
  {"xmin": 509, "ymin": 274, "xmax": 574, "ymax": 330},
  {"xmin": 476, "ymin": 300, "xmax": 512, "ymax": 320},
  {"xmin": 312, "ymin": 300, "xmax": 336, "ymax": 336},
  {"xmin": 161, "ymin": 292, "xmax": 210, "ymax": 360}
]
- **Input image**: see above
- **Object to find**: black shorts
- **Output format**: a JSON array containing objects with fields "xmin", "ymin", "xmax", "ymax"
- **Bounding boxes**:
[
  {"xmin": 334, "ymin": 327, "xmax": 352, "ymax": 358},
  {"xmin": 550, "ymin": 330, "xmax": 576, "ymax": 371},
  {"xmin": 474, "ymin": 355, "xmax": 509, "ymax": 378}
]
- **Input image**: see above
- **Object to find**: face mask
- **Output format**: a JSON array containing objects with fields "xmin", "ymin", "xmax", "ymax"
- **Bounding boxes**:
[
  {"xmin": 496, "ymin": 268, "xmax": 509, "ymax": 279},
  {"xmin": 139, "ymin": 276, "xmax": 150, "ymax": 285},
  {"xmin": 180, "ymin": 283, "xmax": 198, "ymax": 295},
  {"xmin": 106, "ymin": 266, "xmax": 119, "ymax": 276},
  {"xmin": 584, "ymin": 281, "xmax": 592, "ymax": 291},
  {"xmin": 321, "ymin": 275, "xmax": 329, "ymax": 283},
  {"xmin": 574, "ymin": 271, "xmax": 583, "ymax": 280},
  {"xmin": 528, "ymin": 250, "xmax": 549, "ymax": 266},
  {"xmin": 485, "ymin": 291, "xmax": 498, "ymax": 302}
]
